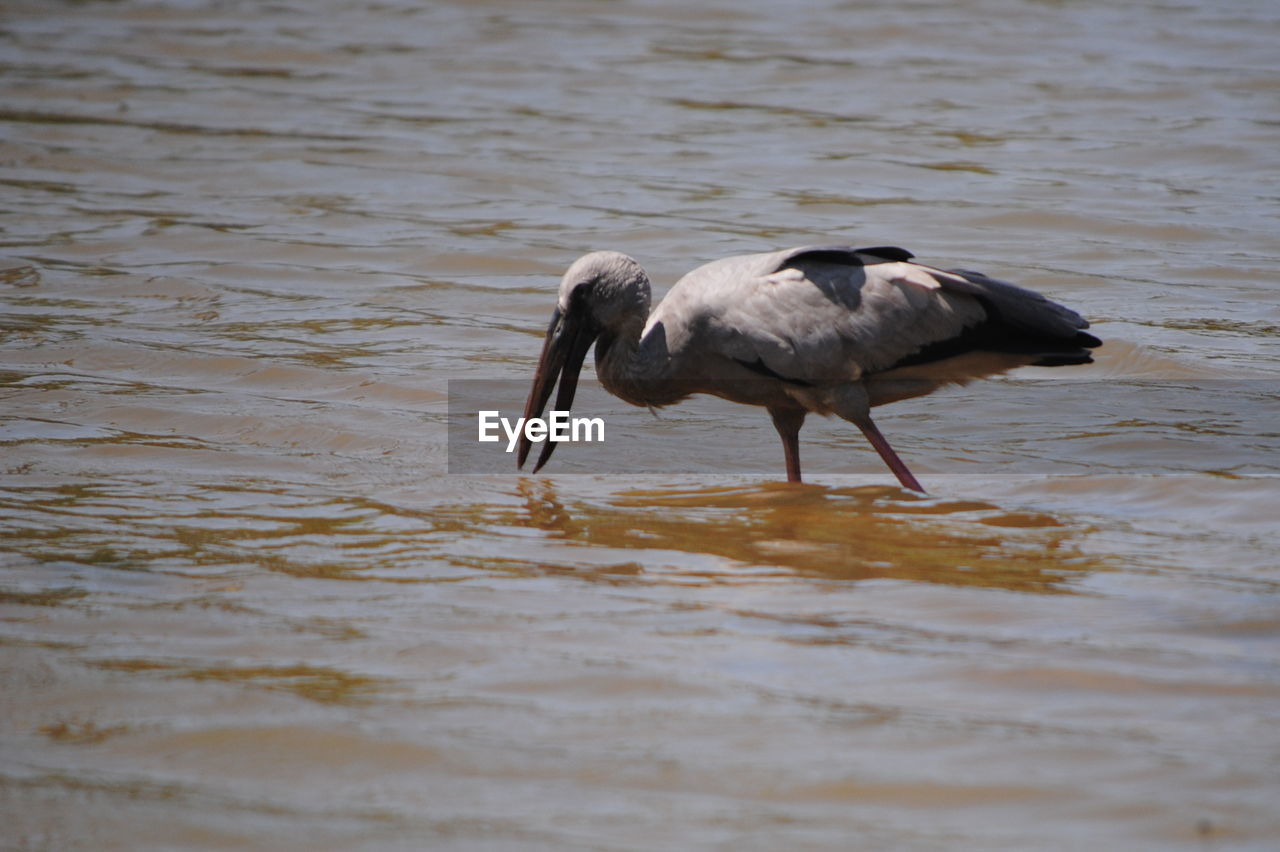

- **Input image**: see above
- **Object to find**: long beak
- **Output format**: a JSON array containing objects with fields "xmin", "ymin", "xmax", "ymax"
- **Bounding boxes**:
[{"xmin": 516, "ymin": 303, "xmax": 598, "ymax": 472}]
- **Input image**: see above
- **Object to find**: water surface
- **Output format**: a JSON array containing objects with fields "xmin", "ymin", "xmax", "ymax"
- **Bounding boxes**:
[{"xmin": 2, "ymin": 0, "xmax": 1278, "ymax": 849}]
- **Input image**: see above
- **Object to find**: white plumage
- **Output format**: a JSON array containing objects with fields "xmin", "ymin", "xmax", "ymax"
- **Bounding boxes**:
[{"xmin": 518, "ymin": 245, "xmax": 1100, "ymax": 492}]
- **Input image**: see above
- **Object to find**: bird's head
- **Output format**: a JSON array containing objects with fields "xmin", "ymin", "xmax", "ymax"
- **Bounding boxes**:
[
  {"xmin": 556, "ymin": 251, "xmax": 650, "ymax": 331},
  {"xmin": 517, "ymin": 251, "xmax": 650, "ymax": 472}
]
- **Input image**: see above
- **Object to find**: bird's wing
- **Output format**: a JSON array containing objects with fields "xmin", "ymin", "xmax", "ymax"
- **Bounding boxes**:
[
  {"xmin": 652, "ymin": 247, "xmax": 992, "ymax": 383},
  {"xmin": 649, "ymin": 245, "xmax": 1099, "ymax": 385},
  {"xmin": 767, "ymin": 247, "xmax": 1093, "ymax": 341},
  {"xmin": 916, "ymin": 264, "xmax": 1093, "ymax": 339}
]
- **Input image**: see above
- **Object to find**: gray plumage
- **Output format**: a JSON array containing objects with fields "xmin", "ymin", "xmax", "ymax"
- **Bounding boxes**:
[{"xmin": 518, "ymin": 245, "xmax": 1100, "ymax": 492}]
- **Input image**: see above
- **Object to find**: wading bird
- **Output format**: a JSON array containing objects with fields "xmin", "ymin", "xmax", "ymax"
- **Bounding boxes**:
[{"xmin": 517, "ymin": 245, "xmax": 1100, "ymax": 492}]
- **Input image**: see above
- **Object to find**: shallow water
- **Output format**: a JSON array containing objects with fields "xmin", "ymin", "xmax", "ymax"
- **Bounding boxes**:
[{"xmin": 2, "ymin": 0, "xmax": 1279, "ymax": 849}]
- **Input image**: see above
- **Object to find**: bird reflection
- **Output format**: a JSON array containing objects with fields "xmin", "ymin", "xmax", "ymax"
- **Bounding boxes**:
[{"xmin": 511, "ymin": 478, "xmax": 1099, "ymax": 593}]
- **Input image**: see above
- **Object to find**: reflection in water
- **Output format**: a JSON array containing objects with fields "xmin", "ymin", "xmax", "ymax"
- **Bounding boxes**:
[
  {"xmin": 2, "ymin": 476, "xmax": 1091, "ymax": 592},
  {"xmin": 506, "ymin": 479, "xmax": 1096, "ymax": 592},
  {"xmin": 89, "ymin": 658, "xmax": 389, "ymax": 705}
]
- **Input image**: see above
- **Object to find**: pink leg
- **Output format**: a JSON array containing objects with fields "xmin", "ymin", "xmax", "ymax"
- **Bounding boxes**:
[
  {"xmin": 768, "ymin": 407, "xmax": 806, "ymax": 483},
  {"xmin": 856, "ymin": 417, "xmax": 926, "ymax": 493}
]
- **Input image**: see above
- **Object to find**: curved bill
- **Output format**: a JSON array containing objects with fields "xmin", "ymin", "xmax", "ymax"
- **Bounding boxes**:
[{"xmin": 516, "ymin": 303, "xmax": 599, "ymax": 472}]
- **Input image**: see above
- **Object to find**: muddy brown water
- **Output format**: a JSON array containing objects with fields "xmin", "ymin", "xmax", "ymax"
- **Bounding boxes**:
[{"xmin": 2, "ymin": 1, "xmax": 1278, "ymax": 849}]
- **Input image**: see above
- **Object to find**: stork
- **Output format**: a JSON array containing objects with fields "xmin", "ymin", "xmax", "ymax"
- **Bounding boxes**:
[{"xmin": 517, "ymin": 245, "xmax": 1100, "ymax": 493}]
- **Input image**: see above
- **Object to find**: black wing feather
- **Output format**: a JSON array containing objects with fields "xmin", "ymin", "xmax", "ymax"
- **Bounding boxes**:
[{"xmin": 769, "ymin": 244, "xmax": 914, "ymax": 273}]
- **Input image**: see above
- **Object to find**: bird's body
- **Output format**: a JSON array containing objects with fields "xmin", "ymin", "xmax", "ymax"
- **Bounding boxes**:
[{"xmin": 519, "ymin": 245, "xmax": 1100, "ymax": 492}]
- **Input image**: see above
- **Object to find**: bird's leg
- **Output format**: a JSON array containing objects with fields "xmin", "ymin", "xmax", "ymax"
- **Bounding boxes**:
[
  {"xmin": 768, "ymin": 406, "xmax": 806, "ymax": 483},
  {"xmin": 856, "ymin": 416, "xmax": 926, "ymax": 494}
]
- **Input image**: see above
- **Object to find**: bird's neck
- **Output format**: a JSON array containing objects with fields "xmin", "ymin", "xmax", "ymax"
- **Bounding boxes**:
[{"xmin": 594, "ymin": 315, "xmax": 683, "ymax": 408}]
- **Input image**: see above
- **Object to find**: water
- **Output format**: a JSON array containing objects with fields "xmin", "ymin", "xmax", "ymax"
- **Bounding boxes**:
[{"xmin": 2, "ymin": 0, "xmax": 1279, "ymax": 849}]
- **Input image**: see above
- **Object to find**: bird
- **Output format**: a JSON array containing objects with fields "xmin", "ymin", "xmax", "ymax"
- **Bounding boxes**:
[{"xmin": 517, "ymin": 245, "xmax": 1100, "ymax": 492}]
